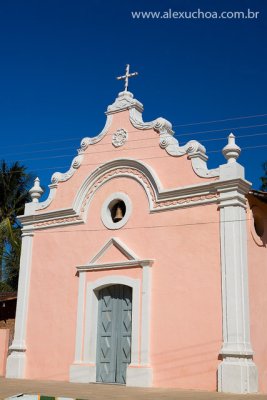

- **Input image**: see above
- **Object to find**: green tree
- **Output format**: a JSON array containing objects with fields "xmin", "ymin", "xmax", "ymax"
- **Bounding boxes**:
[
  {"xmin": 260, "ymin": 161, "xmax": 267, "ymax": 191},
  {"xmin": 0, "ymin": 161, "xmax": 32, "ymax": 291}
]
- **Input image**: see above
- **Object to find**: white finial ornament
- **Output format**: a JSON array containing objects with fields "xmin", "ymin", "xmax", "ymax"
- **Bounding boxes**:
[
  {"xmin": 222, "ymin": 133, "xmax": 241, "ymax": 163},
  {"xmin": 117, "ymin": 64, "xmax": 138, "ymax": 92},
  {"xmin": 29, "ymin": 177, "xmax": 44, "ymax": 203}
]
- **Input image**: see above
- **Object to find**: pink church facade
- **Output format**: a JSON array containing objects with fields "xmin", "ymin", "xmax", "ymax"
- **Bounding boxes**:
[{"xmin": 5, "ymin": 89, "xmax": 267, "ymax": 393}]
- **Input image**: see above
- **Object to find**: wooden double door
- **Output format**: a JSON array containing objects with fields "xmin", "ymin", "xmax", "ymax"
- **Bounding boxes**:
[{"xmin": 96, "ymin": 284, "xmax": 132, "ymax": 384}]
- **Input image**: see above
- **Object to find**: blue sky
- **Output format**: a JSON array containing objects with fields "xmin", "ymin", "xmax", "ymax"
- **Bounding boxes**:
[{"xmin": 0, "ymin": 0, "xmax": 266, "ymax": 195}]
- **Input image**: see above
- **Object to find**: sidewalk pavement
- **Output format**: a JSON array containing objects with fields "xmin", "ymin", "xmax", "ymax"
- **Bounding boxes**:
[{"xmin": 0, "ymin": 378, "xmax": 266, "ymax": 400}]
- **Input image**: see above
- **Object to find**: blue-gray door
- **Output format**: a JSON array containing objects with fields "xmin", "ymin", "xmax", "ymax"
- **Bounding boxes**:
[{"xmin": 96, "ymin": 284, "xmax": 132, "ymax": 384}]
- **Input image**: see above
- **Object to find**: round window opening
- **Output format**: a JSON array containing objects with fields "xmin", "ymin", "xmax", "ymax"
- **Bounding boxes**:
[
  {"xmin": 101, "ymin": 192, "xmax": 132, "ymax": 230},
  {"xmin": 109, "ymin": 200, "xmax": 126, "ymax": 223}
]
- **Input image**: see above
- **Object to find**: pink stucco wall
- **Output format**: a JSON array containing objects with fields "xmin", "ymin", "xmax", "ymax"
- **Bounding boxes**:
[
  {"xmin": 247, "ymin": 195, "xmax": 267, "ymax": 393},
  {"xmin": 0, "ymin": 329, "xmax": 9, "ymax": 376},
  {"xmin": 24, "ymin": 107, "xmax": 222, "ymax": 390}
]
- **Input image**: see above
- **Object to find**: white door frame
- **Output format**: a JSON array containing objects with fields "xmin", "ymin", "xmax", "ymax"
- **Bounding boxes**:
[{"xmin": 70, "ymin": 262, "xmax": 153, "ymax": 387}]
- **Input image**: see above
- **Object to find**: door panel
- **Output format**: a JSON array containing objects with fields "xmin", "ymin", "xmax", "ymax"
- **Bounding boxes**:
[
  {"xmin": 96, "ymin": 286, "xmax": 117, "ymax": 383},
  {"xmin": 115, "ymin": 285, "xmax": 132, "ymax": 384},
  {"xmin": 96, "ymin": 285, "xmax": 132, "ymax": 384}
]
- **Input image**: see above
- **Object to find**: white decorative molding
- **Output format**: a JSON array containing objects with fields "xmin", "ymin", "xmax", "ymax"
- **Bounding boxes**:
[
  {"xmin": 51, "ymin": 154, "xmax": 84, "ymax": 184},
  {"xmin": 129, "ymin": 108, "xmax": 174, "ymax": 135},
  {"xmin": 33, "ymin": 215, "xmax": 82, "ymax": 229},
  {"xmin": 29, "ymin": 177, "xmax": 44, "ymax": 203},
  {"xmin": 112, "ymin": 128, "xmax": 128, "ymax": 147},
  {"xmin": 131, "ymin": 106, "xmax": 218, "ymax": 178},
  {"xmin": 80, "ymin": 114, "xmax": 113, "ymax": 147},
  {"xmin": 77, "ymin": 237, "xmax": 153, "ymax": 271},
  {"xmin": 217, "ymin": 155, "xmax": 258, "ymax": 393},
  {"xmin": 31, "ymin": 183, "xmax": 58, "ymax": 212},
  {"xmin": 159, "ymin": 134, "xmax": 206, "ymax": 155},
  {"xmin": 73, "ymin": 159, "xmax": 160, "ymax": 215},
  {"xmin": 19, "ymin": 208, "xmax": 83, "ymax": 230},
  {"xmin": 77, "ymin": 260, "xmax": 153, "ymax": 271},
  {"xmin": 101, "ymin": 192, "xmax": 132, "ymax": 230},
  {"xmin": 129, "ymin": 105, "xmax": 218, "ymax": 179},
  {"xmin": 222, "ymin": 133, "xmax": 241, "ymax": 164},
  {"xmin": 6, "ymin": 228, "xmax": 34, "ymax": 378},
  {"xmin": 107, "ymin": 91, "xmax": 143, "ymax": 114},
  {"xmin": 74, "ymin": 159, "xmax": 220, "ymax": 222},
  {"xmin": 188, "ymin": 152, "xmax": 219, "ymax": 178},
  {"xmin": 89, "ymin": 237, "xmax": 139, "ymax": 263},
  {"xmin": 107, "ymin": 91, "xmax": 174, "ymax": 138},
  {"xmin": 159, "ymin": 133, "xmax": 219, "ymax": 178}
]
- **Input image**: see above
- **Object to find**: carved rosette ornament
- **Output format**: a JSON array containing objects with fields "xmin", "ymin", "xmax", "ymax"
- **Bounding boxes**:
[{"xmin": 112, "ymin": 129, "xmax": 128, "ymax": 148}]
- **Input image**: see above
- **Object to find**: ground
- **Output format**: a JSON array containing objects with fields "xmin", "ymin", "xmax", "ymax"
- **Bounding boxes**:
[{"xmin": 0, "ymin": 378, "xmax": 266, "ymax": 400}]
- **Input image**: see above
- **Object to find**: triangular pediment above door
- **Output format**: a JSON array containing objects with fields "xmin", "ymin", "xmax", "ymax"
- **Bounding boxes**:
[{"xmin": 89, "ymin": 237, "xmax": 139, "ymax": 265}]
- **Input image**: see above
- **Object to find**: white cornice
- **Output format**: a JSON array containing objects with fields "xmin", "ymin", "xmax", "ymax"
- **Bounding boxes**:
[
  {"xmin": 18, "ymin": 208, "xmax": 83, "ymax": 230},
  {"xmin": 216, "ymin": 178, "xmax": 251, "ymax": 197},
  {"xmin": 76, "ymin": 259, "xmax": 154, "ymax": 271},
  {"xmin": 19, "ymin": 208, "xmax": 77, "ymax": 223}
]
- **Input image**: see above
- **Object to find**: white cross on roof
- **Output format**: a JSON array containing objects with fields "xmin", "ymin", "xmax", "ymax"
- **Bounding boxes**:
[{"xmin": 116, "ymin": 64, "xmax": 138, "ymax": 92}]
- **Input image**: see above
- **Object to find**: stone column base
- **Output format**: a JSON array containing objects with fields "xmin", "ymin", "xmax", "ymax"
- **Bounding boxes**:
[
  {"xmin": 69, "ymin": 364, "xmax": 96, "ymax": 383},
  {"xmin": 126, "ymin": 365, "xmax": 153, "ymax": 387},
  {"xmin": 6, "ymin": 351, "xmax": 26, "ymax": 378},
  {"xmin": 218, "ymin": 358, "xmax": 258, "ymax": 393}
]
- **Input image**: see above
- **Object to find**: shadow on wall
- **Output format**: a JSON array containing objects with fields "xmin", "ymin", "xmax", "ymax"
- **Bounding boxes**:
[{"xmin": 151, "ymin": 339, "xmax": 222, "ymax": 385}]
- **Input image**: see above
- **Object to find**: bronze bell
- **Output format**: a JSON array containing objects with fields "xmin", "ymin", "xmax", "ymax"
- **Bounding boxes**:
[{"xmin": 114, "ymin": 204, "xmax": 123, "ymax": 222}]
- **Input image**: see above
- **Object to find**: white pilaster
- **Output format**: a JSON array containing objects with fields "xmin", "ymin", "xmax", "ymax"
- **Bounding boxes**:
[
  {"xmin": 140, "ymin": 262, "xmax": 152, "ymax": 365},
  {"xmin": 217, "ymin": 138, "xmax": 258, "ymax": 393},
  {"xmin": 126, "ymin": 262, "xmax": 153, "ymax": 388},
  {"xmin": 74, "ymin": 271, "xmax": 86, "ymax": 363},
  {"xmin": 6, "ymin": 228, "xmax": 34, "ymax": 378}
]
